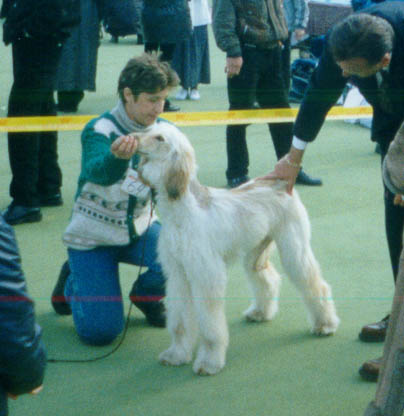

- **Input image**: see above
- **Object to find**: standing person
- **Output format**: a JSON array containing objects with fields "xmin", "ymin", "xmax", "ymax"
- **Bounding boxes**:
[
  {"xmin": 56, "ymin": 0, "xmax": 102, "ymax": 113},
  {"xmin": 134, "ymin": 0, "xmax": 144, "ymax": 45},
  {"xmin": 0, "ymin": 214, "xmax": 46, "ymax": 416},
  {"xmin": 172, "ymin": 0, "xmax": 211, "ymax": 101},
  {"xmin": 281, "ymin": 0, "xmax": 310, "ymax": 92},
  {"xmin": 266, "ymin": 2, "xmax": 404, "ymax": 381},
  {"xmin": 51, "ymin": 54, "xmax": 179, "ymax": 346},
  {"xmin": 141, "ymin": 0, "xmax": 192, "ymax": 112},
  {"xmin": 1, "ymin": 0, "xmax": 80, "ymax": 225},
  {"xmin": 212, "ymin": 0, "xmax": 322, "ymax": 188},
  {"xmin": 362, "ymin": 122, "xmax": 404, "ymax": 415}
]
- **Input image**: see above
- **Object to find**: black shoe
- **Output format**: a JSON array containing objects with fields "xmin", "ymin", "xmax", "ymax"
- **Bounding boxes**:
[
  {"xmin": 227, "ymin": 175, "xmax": 250, "ymax": 189},
  {"xmin": 359, "ymin": 357, "xmax": 381, "ymax": 382},
  {"xmin": 3, "ymin": 203, "xmax": 42, "ymax": 225},
  {"xmin": 51, "ymin": 261, "xmax": 72, "ymax": 315},
  {"xmin": 130, "ymin": 282, "xmax": 166, "ymax": 327},
  {"xmin": 164, "ymin": 99, "xmax": 180, "ymax": 112},
  {"xmin": 295, "ymin": 169, "xmax": 323, "ymax": 186},
  {"xmin": 359, "ymin": 315, "xmax": 389, "ymax": 343},
  {"xmin": 40, "ymin": 193, "xmax": 63, "ymax": 207}
]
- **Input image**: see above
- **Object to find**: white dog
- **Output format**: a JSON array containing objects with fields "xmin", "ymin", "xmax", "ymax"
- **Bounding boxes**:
[{"xmin": 135, "ymin": 123, "xmax": 340, "ymax": 376}]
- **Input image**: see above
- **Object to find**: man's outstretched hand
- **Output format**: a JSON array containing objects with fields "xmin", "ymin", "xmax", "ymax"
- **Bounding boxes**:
[{"xmin": 260, "ymin": 148, "xmax": 304, "ymax": 194}]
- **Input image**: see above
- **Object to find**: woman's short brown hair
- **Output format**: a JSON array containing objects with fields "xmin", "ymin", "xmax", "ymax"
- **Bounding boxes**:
[{"xmin": 118, "ymin": 53, "xmax": 179, "ymax": 102}]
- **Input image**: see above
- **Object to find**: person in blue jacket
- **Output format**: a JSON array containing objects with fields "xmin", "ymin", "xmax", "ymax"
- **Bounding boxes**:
[{"xmin": 0, "ymin": 214, "xmax": 47, "ymax": 416}]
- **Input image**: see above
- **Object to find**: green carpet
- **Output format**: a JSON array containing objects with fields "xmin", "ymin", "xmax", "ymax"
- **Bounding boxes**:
[{"xmin": 0, "ymin": 27, "xmax": 392, "ymax": 416}]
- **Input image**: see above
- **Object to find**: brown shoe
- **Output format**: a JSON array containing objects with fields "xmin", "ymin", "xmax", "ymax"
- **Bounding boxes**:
[
  {"xmin": 359, "ymin": 315, "xmax": 389, "ymax": 342},
  {"xmin": 359, "ymin": 357, "xmax": 382, "ymax": 382}
]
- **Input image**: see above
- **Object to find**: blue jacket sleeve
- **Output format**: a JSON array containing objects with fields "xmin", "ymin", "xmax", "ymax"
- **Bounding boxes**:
[{"xmin": 0, "ymin": 216, "xmax": 47, "ymax": 398}]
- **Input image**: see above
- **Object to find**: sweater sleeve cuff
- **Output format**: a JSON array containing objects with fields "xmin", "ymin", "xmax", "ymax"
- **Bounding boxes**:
[{"xmin": 292, "ymin": 136, "xmax": 308, "ymax": 150}]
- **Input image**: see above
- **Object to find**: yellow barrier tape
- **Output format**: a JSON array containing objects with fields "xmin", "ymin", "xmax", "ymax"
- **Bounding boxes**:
[{"xmin": 0, "ymin": 106, "xmax": 373, "ymax": 132}]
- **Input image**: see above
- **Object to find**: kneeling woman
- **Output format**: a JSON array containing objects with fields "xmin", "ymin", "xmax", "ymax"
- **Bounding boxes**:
[{"xmin": 51, "ymin": 54, "xmax": 179, "ymax": 345}]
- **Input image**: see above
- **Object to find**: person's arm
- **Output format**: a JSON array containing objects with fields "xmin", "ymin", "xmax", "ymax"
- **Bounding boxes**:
[
  {"xmin": 212, "ymin": 0, "xmax": 243, "ymax": 77},
  {"xmin": 0, "ymin": 216, "xmax": 46, "ymax": 398},
  {"xmin": 80, "ymin": 119, "xmax": 133, "ymax": 186},
  {"xmin": 264, "ymin": 33, "xmax": 348, "ymax": 192},
  {"xmin": 292, "ymin": 0, "xmax": 309, "ymax": 33}
]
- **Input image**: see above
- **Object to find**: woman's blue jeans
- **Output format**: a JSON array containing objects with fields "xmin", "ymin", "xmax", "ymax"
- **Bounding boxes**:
[{"xmin": 66, "ymin": 222, "xmax": 165, "ymax": 345}]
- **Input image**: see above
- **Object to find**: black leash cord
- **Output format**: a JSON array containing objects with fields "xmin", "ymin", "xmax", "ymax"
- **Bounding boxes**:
[{"xmin": 48, "ymin": 200, "xmax": 155, "ymax": 363}]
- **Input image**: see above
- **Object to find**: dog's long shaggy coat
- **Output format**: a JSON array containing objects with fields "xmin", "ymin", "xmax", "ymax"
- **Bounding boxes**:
[{"xmin": 136, "ymin": 123, "xmax": 340, "ymax": 376}]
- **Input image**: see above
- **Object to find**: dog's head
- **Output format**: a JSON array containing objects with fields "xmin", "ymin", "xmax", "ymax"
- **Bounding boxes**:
[{"xmin": 134, "ymin": 123, "xmax": 196, "ymax": 200}]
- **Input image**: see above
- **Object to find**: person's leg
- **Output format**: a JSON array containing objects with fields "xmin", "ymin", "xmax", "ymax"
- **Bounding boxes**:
[
  {"xmin": 226, "ymin": 47, "xmax": 258, "ymax": 183},
  {"xmin": 358, "ymin": 148, "xmax": 404, "ymax": 378},
  {"xmin": 384, "ymin": 187, "xmax": 404, "ymax": 283},
  {"xmin": 6, "ymin": 38, "xmax": 63, "ymax": 210},
  {"xmin": 37, "ymin": 92, "xmax": 63, "ymax": 204},
  {"xmin": 66, "ymin": 247, "xmax": 125, "ymax": 345},
  {"xmin": 159, "ymin": 43, "xmax": 176, "ymax": 63},
  {"xmin": 256, "ymin": 47, "xmax": 294, "ymax": 160},
  {"xmin": 121, "ymin": 222, "xmax": 166, "ymax": 327},
  {"xmin": 257, "ymin": 47, "xmax": 322, "ymax": 186},
  {"xmin": 281, "ymin": 34, "xmax": 292, "ymax": 93},
  {"xmin": 144, "ymin": 42, "xmax": 158, "ymax": 54},
  {"xmin": 57, "ymin": 90, "xmax": 84, "ymax": 112}
]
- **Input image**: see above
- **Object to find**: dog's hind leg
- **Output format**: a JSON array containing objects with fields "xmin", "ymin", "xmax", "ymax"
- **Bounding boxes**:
[
  {"xmin": 190, "ymin": 262, "xmax": 229, "ymax": 376},
  {"xmin": 243, "ymin": 241, "xmax": 281, "ymax": 322},
  {"xmin": 275, "ymin": 220, "xmax": 340, "ymax": 335},
  {"xmin": 159, "ymin": 264, "xmax": 197, "ymax": 367}
]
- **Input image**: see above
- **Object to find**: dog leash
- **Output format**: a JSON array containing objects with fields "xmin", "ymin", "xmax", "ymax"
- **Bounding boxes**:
[{"xmin": 48, "ymin": 199, "xmax": 156, "ymax": 364}]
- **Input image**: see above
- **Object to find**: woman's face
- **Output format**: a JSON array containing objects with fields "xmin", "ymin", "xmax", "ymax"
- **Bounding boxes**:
[{"xmin": 124, "ymin": 87, "xmax": 170, "ymax": 126}]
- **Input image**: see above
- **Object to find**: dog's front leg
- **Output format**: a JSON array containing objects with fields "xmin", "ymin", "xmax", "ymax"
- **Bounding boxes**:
[
  {"xmin": 159, "ymin": 269, "xmax": 197, "ymax": 367},
  {"xmin": 191, "ymin": 272, "xmax": 229, "ymax": 376}
]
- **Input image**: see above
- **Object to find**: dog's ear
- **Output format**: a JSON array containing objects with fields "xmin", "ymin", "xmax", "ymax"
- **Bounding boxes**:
[{"xmin": 164, "ymin": 149, "xmax": 194, "ymax": 200}]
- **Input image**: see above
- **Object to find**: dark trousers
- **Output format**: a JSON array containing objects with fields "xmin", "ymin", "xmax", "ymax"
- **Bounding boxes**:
[
  {"xmin": 144, "ymin": 42, "xmax": 176, "ymax": 62},
  {"xmin": 226, "ymin": 46, "xmax": 293, "ymax": 180},
  {"xmin": 281, "ymin": 34, "xmax": 292, "ymax": 93},
  {"xmin": 379, "ymin": 140, "xmax": 404, "ymax": 283},
  {"xmin": 7, "ymin": 37, "xmax": 63, "ymax": 207}
]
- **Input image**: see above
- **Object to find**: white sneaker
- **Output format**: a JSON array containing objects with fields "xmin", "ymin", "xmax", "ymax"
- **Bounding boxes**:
[
  {"xmin": 175, "ymin": 88, "xmax": 188, "ymax": 100},
  {"xmin": 189, "ymin": 89, "xmax": 200, "ymax": 101}
]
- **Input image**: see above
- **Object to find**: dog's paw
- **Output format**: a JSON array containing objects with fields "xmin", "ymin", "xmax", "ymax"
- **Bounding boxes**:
[
  {"xmin": 192, "ymin": 357, "xmax": 224, "ymax": 376},
  {"xmin": 243, "ymin": 303, "xmax": 277, "ymax": 322},
  {"xmin": 192, "ymin": 346, "xmax": 226, "ymax": 376},
  {"xmin": 159, "ymin": 347, "xmax": 192, "ymax": 367},
  {"xmin": 311, "ymin": 315, "xmax": 340, "ymax": 336}
]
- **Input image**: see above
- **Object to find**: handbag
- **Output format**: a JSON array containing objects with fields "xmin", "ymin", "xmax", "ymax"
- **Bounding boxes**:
[{"xmin": 63, "ymin": 180, "xmax": 132, "ymax": 250}]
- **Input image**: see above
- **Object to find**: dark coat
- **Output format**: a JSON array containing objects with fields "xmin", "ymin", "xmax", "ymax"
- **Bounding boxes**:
[
  {"xmin": 141, "ymin": 0, "xmax": 192, "ymax": 44},
  {"xmin": 1, "ymin": 0, "xmax": 81, "ymax": 45},
  {"xmin": 294, "ymin": 2, "xmax": 404, "ymax": 147},
  {"xmin": 56, "ymin": 0, "xmax": 100, "ymax": 92},
  {"xmin": 0, "ymin": 215, "xmax": 47, "ymax": 416}
]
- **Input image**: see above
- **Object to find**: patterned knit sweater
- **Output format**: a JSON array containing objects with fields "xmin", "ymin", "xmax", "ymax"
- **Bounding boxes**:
[{"xmin": 63, "ymin": 100, "xmax": 165, "ymax": 250}]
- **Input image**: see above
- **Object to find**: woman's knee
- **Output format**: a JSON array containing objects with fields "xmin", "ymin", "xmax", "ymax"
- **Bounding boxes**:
[{"xmin": 75, "ymin": 319, "xmax": 124, "ymax": 346}]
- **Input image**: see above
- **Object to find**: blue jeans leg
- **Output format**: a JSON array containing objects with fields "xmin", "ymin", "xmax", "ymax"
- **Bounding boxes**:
[
  {"xmin": 65, "ymin": 222, "xmax": 165, "ymax": 344},
  {"xmin": 120, "ymin": 222, "xmax": 166, "ymax": 300},
  {"xmin": 66, "ymin": 247, "xmax": 124, "ymax": 346}
]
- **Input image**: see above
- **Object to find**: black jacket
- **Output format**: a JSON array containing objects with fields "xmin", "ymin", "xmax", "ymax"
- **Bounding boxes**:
[
  {"xmin": 1, "ymin": 0, "xmax": 81, "ymax": 45},
  {"xmin": 0, "ymin": 215, "xmax": 47, "ymax": 416},
  {"xmin": 141, "ymin": 0, "xmax": 192, "ymax": 44},
  {"xmin": 294, "ymin": 2, "xmax": 404, "ymax": 146}
]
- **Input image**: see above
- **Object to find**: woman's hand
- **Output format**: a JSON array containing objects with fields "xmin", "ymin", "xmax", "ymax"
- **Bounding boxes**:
[{"xmin": 111, "ymin": 135, "xmax": 138, "ymax": 160}]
